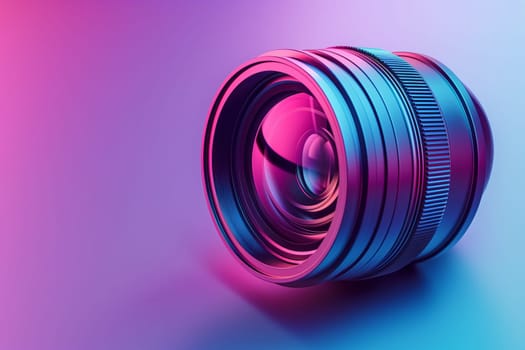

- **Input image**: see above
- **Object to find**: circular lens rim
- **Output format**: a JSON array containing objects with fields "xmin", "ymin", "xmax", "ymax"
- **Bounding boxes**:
[{"xmin": 203, "ymin": 54, "xmax": 363, "ymax": 285}]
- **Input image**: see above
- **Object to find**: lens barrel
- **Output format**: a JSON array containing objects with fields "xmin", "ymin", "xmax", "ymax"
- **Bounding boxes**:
[{"xmin": 203, "ymin": 47, "xmax": 493, "ymax": 286}]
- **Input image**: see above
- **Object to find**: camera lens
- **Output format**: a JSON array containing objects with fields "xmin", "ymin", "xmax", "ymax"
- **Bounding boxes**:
[{"xmin": 203, "ymin": 47, "xmax": 493, "ymax": 286}]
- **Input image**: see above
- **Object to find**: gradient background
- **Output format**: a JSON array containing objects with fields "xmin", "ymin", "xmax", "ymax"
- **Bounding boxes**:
[{"xmin": 0, "ymin": 1, "xmax": 523, "ymax": 349}]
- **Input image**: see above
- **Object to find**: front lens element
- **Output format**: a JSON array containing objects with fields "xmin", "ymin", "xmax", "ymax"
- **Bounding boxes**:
[
  {"xmin": 252, "ymin": 92, "xmax": 337, "ymax": 241},
  {"xmin": 203, "ymin": 47, "xmax": 493, "ymax": 286}
]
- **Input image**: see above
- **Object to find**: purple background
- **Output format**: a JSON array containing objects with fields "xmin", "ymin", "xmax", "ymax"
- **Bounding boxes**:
[{"xmin": 1, "ymin": 1, "xmax": 524, "ymax": 349}]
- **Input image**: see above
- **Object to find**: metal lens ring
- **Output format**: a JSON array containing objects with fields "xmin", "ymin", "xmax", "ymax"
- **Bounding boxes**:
[{"xmin": 203, "ymin": 47, "xmax": 493, "ymax": 286}]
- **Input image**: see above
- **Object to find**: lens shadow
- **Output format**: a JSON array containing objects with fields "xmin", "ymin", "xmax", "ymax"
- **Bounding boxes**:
[{"xmin": 206, "ymin": 249, "xmax": 446, "ymax": 336}]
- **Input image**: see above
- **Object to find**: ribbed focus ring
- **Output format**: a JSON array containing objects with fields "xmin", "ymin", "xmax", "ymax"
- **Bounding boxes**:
[{"xmin": 354, "ymin": 48, "xmax": 451, "ymax": 272}]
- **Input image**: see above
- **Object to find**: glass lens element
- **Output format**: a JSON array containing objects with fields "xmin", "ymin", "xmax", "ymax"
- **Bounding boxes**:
[{"xmin": 251, "ymin": 93, "xmax": 338, "ymax": 240}]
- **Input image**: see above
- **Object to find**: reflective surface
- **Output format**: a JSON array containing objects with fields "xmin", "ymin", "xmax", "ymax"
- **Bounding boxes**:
[{"xmin": 1, "ymin": 1, "xmax": 523, "ymax": 349}]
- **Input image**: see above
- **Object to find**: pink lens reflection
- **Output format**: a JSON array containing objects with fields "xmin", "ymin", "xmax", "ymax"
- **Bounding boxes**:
[{"xmin": 251, "ymin": 93, "xmax": 338, "ymax": 261}]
